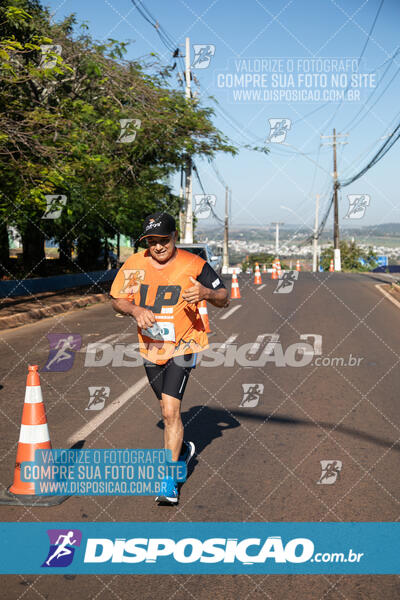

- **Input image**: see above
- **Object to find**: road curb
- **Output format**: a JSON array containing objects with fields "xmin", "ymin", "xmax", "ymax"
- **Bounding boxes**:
[
  {"xmin": 0, "ymin": 293, "xmax": 109, "ymax": 330},
  {"xmin": 375, "ymin": 283, "xmax": 400, "ymax": 311}
]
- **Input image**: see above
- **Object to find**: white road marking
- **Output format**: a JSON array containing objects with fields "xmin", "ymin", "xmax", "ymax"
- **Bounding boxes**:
[
  {"xmin": 375, "ymin": 284, "xmax": 400, "ymax": 311},
  {"xmin": 68, "ymin": 375, "xmax": 149, "ymax": 444},
  {"xmin": 219, "ymin": 334, "xmax": 238, "ymax": 351},
  {"xmin": 220, "ymin": 305, "xmax": 241, "ymax": 320},
  {"xmin": 247, "ymin": 333, "xmax": 279, "ymax": 357},
  {"xmin": 258, "ymin": 284, "xmax": 266, "ymax": 290},
  {"xmin": 79, "ymin": 332, "xmax": 134, "ymax": 353},
  {"xmin": 248, "ymin": 333, "xmax": 269, "ymax": 356}
]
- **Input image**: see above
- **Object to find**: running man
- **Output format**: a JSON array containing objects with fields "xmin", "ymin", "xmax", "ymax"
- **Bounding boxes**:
[
  {"xmin": 44, "ymin": 335, "xmax": 77, "ymax": 370},
  {"xmin": 110, "ymin": 212, "xmax": 229, "ymax": 504},
  {"xmin": 46, "ymin": 531, "xmax": 77, "ymax": 566}
]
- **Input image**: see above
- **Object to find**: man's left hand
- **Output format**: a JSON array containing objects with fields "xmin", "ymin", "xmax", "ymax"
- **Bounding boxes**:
[{"xmin": 182, "ymin": 276, "xmax": 208, "ymax": 303}]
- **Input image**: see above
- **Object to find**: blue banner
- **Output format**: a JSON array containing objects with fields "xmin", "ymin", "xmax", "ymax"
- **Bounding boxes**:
[
  {"xmin": 0, "ymin": 522, "xmax": 399, "ymax": 574},
  {"xmin": 377, "ymin": 255, "xmax": 388, "ymax": 267}
]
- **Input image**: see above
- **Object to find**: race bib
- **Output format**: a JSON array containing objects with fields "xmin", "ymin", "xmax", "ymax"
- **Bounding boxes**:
[{"xmin": 142, "ymin": 322, "xmax": 175, "ymax": 342}]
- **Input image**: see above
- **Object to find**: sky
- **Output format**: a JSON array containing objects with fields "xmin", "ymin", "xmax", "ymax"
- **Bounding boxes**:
[{"xmin": 43, "ymin": 0, "xmax": 400, "ymax": 234}]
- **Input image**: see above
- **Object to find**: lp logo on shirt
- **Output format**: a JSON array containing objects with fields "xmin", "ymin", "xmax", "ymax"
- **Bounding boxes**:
[{"xmin": 139, "ymin": 285, "xmax": 181, "ymax": 313}]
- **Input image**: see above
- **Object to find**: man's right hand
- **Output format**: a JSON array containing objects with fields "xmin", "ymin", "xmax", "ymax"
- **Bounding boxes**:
[{"xmin": 131, "ymin": 306, "xmax": 156, "ymax": 329}]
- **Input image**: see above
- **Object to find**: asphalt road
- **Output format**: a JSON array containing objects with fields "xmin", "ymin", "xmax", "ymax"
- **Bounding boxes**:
[{"xmin": 0, "ymin": 271, "xmax": 399, "ymax": 599}]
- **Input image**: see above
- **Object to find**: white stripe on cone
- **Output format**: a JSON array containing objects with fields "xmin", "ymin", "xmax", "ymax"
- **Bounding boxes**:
[
  {"xmin": 19, "ymin": 423, "xmax": 50, "ymax": 444},
  {"xmin": 24, "ymin": 386, "xmax": 43, "ymax": 404}
]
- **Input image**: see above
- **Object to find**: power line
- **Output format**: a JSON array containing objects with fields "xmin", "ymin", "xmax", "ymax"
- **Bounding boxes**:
[
  {"xmin": 358, "ymin": 0, "xmax": 385, "ymax": 65},
  {"xmin": 192, "ymin": 162, "xmax": 224, "ymax": 224},
  {"xmin": 132, "ymin": 1, "xmax": 325, "ymax": 155},
  {"xmin": 306, "ymin": 131, "xmax": 347, "ymax": 244},
  {"xmin": 340, "ymin": 109, "xmax": 400, "ymax": 178},
  {"xmin": 345, "ymin": 56, "xmax": 400, "ymax": 133},
  {"xmin": 292, "ymin": 101, "xmax": 331, "ymax": 125},
  {"xmin": 192, "ymin": 162, "xmax": 206, "ymax": 194},
  {"xmin": 289, "ymin": 34, "xmax": 399, "ymax": 130},
  {"xmin": 303, "ymin": 188, "xmax": 334, "ymax": 244},
  {"xmin": 310, "ymin": 117, "xmax": 400, "ymax": 242},
  {"xmin": 130, "ymin": 4, "xmax": 232, "ymax": 224},
  {"xmin": 130, "ymin": 0, "xmax": 185, "ymax": 82},
  {"xmin": 210, "ymin": 160, "xmax": 227, "ymax": 188},
  {"xmin": 313, "ymin": 117, "xmax": 400, "ymax": 241},
  {"xmin": 322, "ymin": 0, "xmax": 385, "ymax": 133},
  {"xmin": 340, "ymin": 119, "xmax": 400, "ymax": 187},
  {"xmin": 131, "ymin": 0, "xmax": 176, "ymax": 53}
]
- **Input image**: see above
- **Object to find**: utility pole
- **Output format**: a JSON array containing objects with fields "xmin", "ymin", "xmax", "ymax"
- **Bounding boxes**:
[
  {"xmin": 332, "ymin": 129, "xmax": 339, "ymax": 253},
  {"xmin": 321, "ymin": 130, "xmax": 348, "ymax": 272},
  {"xmin": 222, "ymin": 186, "xmax": 229, "ymax": 273},
  {"xmin": 312, "ymin": 194, "xmax": 320, "ymax": 273},
  {"xmin": 182, "ymin": 37, "xmax": 193, "ymax": 243},
  {"xmin": 271, "ymin": 222, "xmax": 284, "ymax": 255},
  {"xmin": 178, "ymin": 166, "xmax": 185, "ymax": 239}
]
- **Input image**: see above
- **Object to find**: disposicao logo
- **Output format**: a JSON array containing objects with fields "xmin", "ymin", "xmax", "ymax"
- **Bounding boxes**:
[
  {"xmin": 42, "ymin": 529, "xmax": 82, "ymax": 567},
  {"xmin": 83, "ymin": 536, "xmax": 314, "ymax": 564}
]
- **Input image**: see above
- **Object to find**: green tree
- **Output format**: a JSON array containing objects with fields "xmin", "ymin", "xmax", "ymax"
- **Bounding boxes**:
[
  {"xmin": 0, "ymin": 0, "xmax": 236, "ymax": 277},
  {"xmin": 320, "ymin": 240, "xmax": 378, "ymax": 271}
]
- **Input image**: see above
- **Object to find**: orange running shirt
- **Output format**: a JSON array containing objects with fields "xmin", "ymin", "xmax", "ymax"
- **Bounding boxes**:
[{"xmin": 110, "ymin": 248, "xmax": 222, "ymax": 364}]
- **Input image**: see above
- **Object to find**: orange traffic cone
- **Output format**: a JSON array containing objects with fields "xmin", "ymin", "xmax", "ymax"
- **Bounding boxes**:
[
  {"xmin": 296, "ymin": 260, "xmax": 301, "ymax": 272},
  {"xmin": 262, "ymin": 264, "xmax": 267, "ymax": 274},
  {"xmin": 271, "ymin": 261, "xmax": 278, "ymax": 279},
  {"xmin": 0, "ymin": 366, "xmax": 68, "ymax": 506},
  {"xmin": 231, "ymin": 269, "xmax": 241, "ymax": 299},
  {"xmin": 254, "ymin": 264, "xmax": 262, "ymax": 285},
  {"xmin": 329, "ymin": 259, "xmax": 334, "ymax": 272},
  {"xmin": 9, "ymin": 365, "xmax": 51, "ymax": 496},
  {"xmin": 199, "ymin": 300, "xmax": 211, "ymax": 333},
  {"xmin": 276, "ymin": 258, "xmax": 282, "ymax": 278}
]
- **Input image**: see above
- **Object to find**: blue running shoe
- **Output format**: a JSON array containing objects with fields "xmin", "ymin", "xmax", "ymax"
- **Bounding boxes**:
[
  {"xmin": 179, "ymin": 441, "xmax": 195, "ymax": 465},
  {"xmin": 155, "ymin": 476, "xmax": 179, "ymax": 504}
]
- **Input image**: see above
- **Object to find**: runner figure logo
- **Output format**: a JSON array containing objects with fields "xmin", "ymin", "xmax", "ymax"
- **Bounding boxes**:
[
  {"xmin": 274, "ymin": 270, "xmax": 298, "ymax": 294},
  {"xmin": 40, "ymin": 44, "xmax": 62, "ymax": 69},
  {"xmin": 117, "ymin": 118, "xmax": 141, "ymax": 144},
  {"xmin": 43, "ymin": 334, "xmax": 81, "ymax": 372},
  {"xmin": 42, "ymin": 194, "xmax": 67, "ymax": 220},
  {"xmin": 119, "ymin": 269, "xmax": 145, "ymax": 294},
  {"xmin": 317, "ymin": 460, "xmax": 342, "ymax": 485},
  {"xmin": 194, "ymin": 194, "xmax": 216, "ymax": 219},
  {"xmin": 344, "ymin": 194, "xmax": 370, "ymax": 219},
  {"xmin": 267, "ymin": 118, "xmax": 291, "ymax": 143},
  {"xmin": 42, "ymin": 529, "xmax": 82, "ymax": 567},
  {"xmin": 192, "ymin": 44, "xmax": 215, "ymax": 69},
  {"xmin": 86, "ymin": 386, "xmax": 110, "ymax": 411},
  {"xmin": 240, "ymin": 384, "xmax": 264, "ymax": 408}
]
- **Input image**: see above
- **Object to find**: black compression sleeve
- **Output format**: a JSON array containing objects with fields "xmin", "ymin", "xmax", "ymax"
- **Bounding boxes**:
[{"xmin": 196, "ymin": 262, "xmax": 226, "ymax": 290}]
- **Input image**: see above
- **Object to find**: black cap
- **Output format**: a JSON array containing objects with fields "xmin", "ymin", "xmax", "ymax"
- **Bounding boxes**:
[{"xmin": 138, "ymin": 212, "xmax": 176, "ymax": 243}]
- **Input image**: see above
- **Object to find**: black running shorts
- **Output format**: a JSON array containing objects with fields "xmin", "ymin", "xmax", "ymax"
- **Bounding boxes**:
[{"xmin": 144, "ymin": 353, "xmax": 197, "ymax": 401}]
